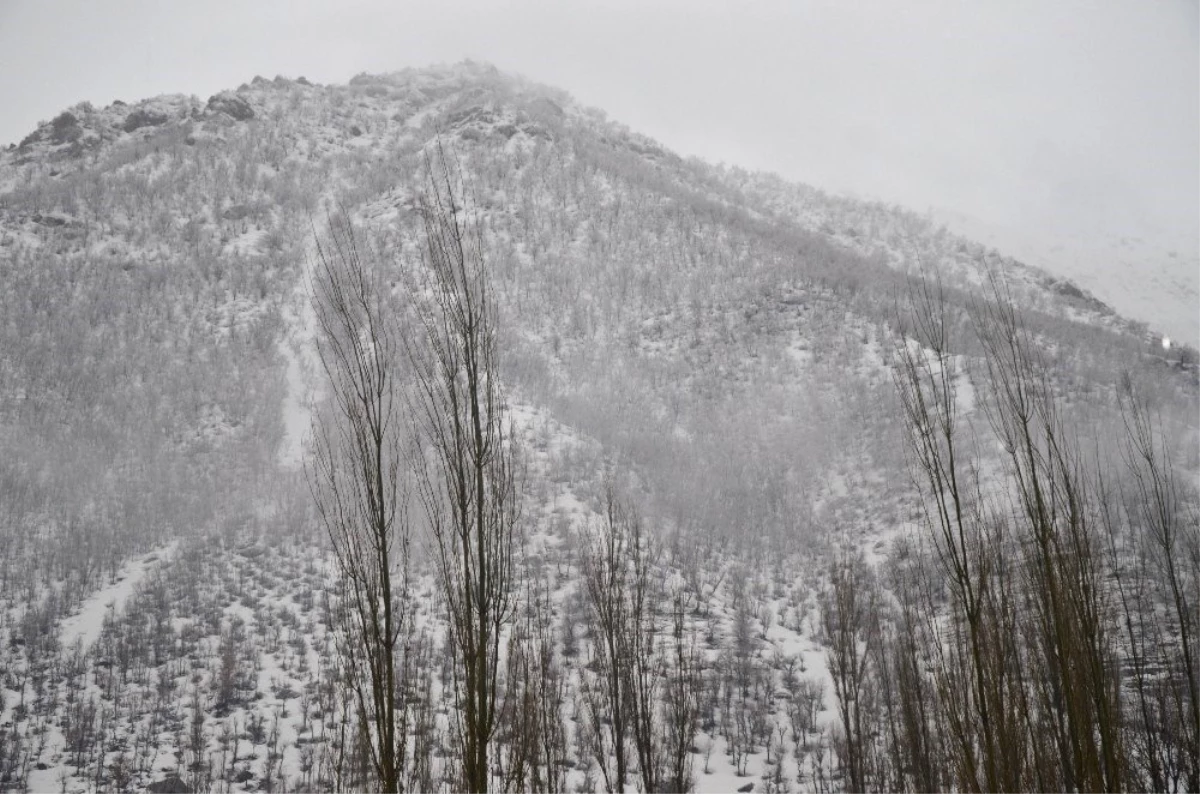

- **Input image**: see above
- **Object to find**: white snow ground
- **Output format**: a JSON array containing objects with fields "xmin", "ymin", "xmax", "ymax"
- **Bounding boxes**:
[
  {"xmin": 58, "ymin": 543, "xmax": 177, "ymax": 650},
  {"xmin": 277, "ymin": 248, "xmax": 320, "ymax": 469},
  {"xmin": 22, "ymin": 544, "xmax": 177, "ymax": 794}
]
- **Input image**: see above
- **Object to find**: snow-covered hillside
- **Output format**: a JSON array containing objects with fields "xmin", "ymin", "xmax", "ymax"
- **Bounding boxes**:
[
  {"xmin": 935, "ymin": 208, "xmax": 1199, "ymax": 347},
  {"xmin": 0, "ymin": 62, "xmax": 1195, "ymax": 794}
]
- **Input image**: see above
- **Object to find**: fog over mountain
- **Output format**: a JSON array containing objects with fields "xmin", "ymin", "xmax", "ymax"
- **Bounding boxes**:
[
  {"xmin": 2, "ymin": 1, "xmax": 1195, "ymax": 315},
  {"xmin": 0, "ymin": 61, "xmax": 1195, "ymax": 794}
]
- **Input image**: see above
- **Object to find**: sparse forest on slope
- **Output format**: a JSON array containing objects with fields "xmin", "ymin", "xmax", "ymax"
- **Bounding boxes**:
[{"xmin": 0, "ymin": 63, "xmax": 1195, "ymax": 792}]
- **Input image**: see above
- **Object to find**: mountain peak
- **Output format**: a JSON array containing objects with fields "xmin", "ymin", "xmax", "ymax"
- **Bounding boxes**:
[{"xmin": 0, "ymin": 59, "xmax": 1195, "ymax": 794}]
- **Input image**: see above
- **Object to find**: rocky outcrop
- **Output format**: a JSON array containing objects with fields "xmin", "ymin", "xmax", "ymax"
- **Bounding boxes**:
[
  {"xmin": 206, "ymin": 92, "xmax": 255, "ymax": 121},
  {"xmin": 146, "ymin": 775, "xmax": 191, "ymax": 793},
  {"xmin": 122, "ymin": 108, "xmax": 169, "ymax": 132}
]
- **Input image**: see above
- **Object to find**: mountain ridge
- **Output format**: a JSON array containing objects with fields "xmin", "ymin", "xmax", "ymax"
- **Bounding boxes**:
[
  {"xmin": 0, "ymin": 60, "xmax": 1196, "ymax": 794},
  {"xmin": 2, "ymin": 62, "xmax": 1192, "ymax": 546},
  {"xmin": 2, "ymin": 61, "xmax": 1174, "ymax": 348}
]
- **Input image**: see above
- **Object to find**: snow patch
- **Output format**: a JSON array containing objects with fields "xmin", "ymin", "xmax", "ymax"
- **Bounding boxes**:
[
  {"xmin": 58, "ymin": 542, "xmax": 177, "ymax": 650},
  {"xmin": 278, "ymin": 244, "xmax": 321, "ymax": 468}
]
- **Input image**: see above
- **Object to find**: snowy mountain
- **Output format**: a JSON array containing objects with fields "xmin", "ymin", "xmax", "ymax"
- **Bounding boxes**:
[
  {"xmin": 934, "ymin": 208, "xmax": 1199, "ymax": 347},
  {"xmin": 0, "ymin": 63, "xmax": 1195, "ymax": 793}
]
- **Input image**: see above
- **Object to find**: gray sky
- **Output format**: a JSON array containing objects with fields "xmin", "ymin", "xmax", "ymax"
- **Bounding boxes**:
[{"xmin": 1, "ymin": 0, "xmax": 1196, "ymax": 247}]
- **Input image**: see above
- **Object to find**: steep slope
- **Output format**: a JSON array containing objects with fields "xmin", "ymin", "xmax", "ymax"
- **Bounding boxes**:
[
  {"xmin": 9, "ymin": 57, "xmax": 1200, "ymax": 623},
  {"xmin": 1, "ymin": 56, "xmax": 1192, "ymax": 638},
  {"xmin": 934, "ymin": 207, "xmax": 1200, "ymax": 347},
  {"xmin": 0, "ymin": 62, "xmax": 1195, "ymax": 793}
]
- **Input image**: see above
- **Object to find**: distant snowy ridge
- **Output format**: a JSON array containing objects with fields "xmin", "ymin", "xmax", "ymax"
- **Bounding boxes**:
[{"xmin": 933, "ymin": 208, "xmax": 1199, "ymax": 347}]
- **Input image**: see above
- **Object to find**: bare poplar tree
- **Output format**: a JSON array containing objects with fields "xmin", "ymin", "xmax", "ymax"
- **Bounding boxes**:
[
  {"xmin": 580, "ymin": 487, "xmax": 635, "ymax": 793},
  {"xmin": 974, "ymin": 274, "xmax": 1125, "ymax": 792},
  {"xmin": 409, "ymin": 143, "xmax": 520, "ymax": 794},
  {"xmin": 874, "ymin": 548, "xmax": 945, "ymax": 793},
  {"xmin": 1109, "ymin": 376, "xmax": 1199, "ymax": 792},
  {"xmin": 498, "ymin": 574, "xmax": 568, "ymax": 794},
  {"xmin": 662, "ymin": 585, "xmax": 701, "ymax": 794},
  {"xmin": 892, "ymin": 271, "xmax": 1029, "ymax": 792},
  {"xmin": 891, "ymin": 268, "xmax": 1132, "ymax": 792},
  {"xmin": 822, "ymin": 549, "xmax": 879, "ymax": 793},
  {"xmin": 580, "ymin": 484, "xmax": 663, "ymax": 794},
  {"xmin": 309, "ymin": 214, "xmax": 411, "ymax": 793}
]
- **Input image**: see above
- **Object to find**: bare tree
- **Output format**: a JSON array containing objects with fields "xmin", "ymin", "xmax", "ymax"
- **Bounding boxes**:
[
  {"xmin": 892, "ymin": 271, "xmax": 1029, "ymax": 792},
  {"xmin": 498, "ymin": 573, "xmax": 568, "ymax": 794},
  {"xmin": 662, "ymin": 585, "xmax": 701, "ymax": 793},
  {"xmin": 974, "ymin": 274, "xmax": 1125, "ymax": 792},
  {"xmin": 875, "ymin": 545, "xmax": 945, "ymax": 794},
  {"xmin": 890, "ymin": 268, "xmax": 1135, "ymax": 792},
  {"xmin": 309, "ymin": 213, "xmax": 412, "ymax": 793},
  {"xmin": 580, "ymin": 484, "xmax": 663, "ymax": 794},
  {"xmin": 1105, "ymin": 376, "xmax": 1200, "ymax": 792},
  {"xmin": 822, "ymin": 549, "xmax": 878, "ymax": 793},
  {"xmin": 409, "ymin": 143, "xmax": 520, "ymax": 794}
]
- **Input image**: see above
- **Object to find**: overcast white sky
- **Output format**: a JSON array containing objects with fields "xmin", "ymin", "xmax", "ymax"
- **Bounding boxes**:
[{"xmin": 1, "ymin": 0, "xmax": 1196, "ymax": 248}]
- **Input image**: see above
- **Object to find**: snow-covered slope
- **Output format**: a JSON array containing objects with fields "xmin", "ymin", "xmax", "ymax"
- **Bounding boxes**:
[
  {"xmin": 0, "ymin": 62, "xmax": 1195, "ymax": 794},
  {"xmin": 935, "ymin": 208, "xmax": 1199, "ymax": 346}
]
